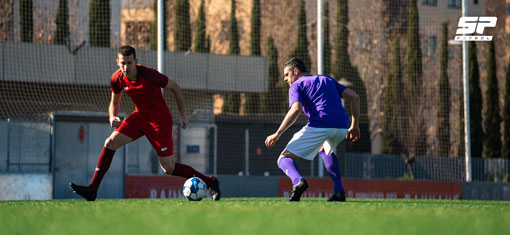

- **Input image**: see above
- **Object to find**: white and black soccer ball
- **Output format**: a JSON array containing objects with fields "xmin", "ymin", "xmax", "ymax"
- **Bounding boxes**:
[{"xmin": 183, "ymin": 177, "xmax": 207, "ymax": 201}]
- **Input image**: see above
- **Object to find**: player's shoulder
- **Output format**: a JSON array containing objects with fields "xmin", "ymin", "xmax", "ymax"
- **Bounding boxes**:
[
  {"xmin": 110, "ymin": 69, "xmax": 123, "ymax": 81},
  {"xmin": 136, "ymin": 64, "xmax": 158, "ymax": 75}
]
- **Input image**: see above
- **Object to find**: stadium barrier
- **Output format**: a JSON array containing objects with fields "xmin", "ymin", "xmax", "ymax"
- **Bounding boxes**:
[
  {"xmin": 462, "ymin": 182, "xmax": 510, "ymax": 201},
  {"xmin": 125, "ymin": 175, "xmax": 280, "ymax": 199},
  {"xmin": 125, "ymin": 175, "xmax": 509, "ymax": 201},
  {"xmin": 279, "ymin": 178, "xmax": 462, "ymax": 200},
  {"xmin": 0, "ymin": 174, "xmax": 52, "ymax": 200}
]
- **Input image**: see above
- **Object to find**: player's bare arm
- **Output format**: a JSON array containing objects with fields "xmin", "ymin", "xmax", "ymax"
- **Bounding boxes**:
[
  {"xmin": 265, "ymin": 102, "xmax": 303, "ymax": 148},
  {"xmin": 341, "ymin": 88, "xmax": 361, "ymax": 142},
  {"xmin": 165, "ymin": 79, "xmax": 189, "ymax": 129},
  {"xmin": 109, "ymin": 92, "xmax": 123, "ymax": 128}
]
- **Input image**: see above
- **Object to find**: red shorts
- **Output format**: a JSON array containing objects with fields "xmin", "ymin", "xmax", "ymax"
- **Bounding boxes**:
[{"xmin": 116, "ymin": 112, "xmax": 174, "ymax": 157}]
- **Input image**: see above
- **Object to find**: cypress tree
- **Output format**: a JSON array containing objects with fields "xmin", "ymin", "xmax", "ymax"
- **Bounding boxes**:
[
  {"xmin": 228, "ymin": 0, "xmax": 240, "ymax": 55},
  {"xmin": 250, "ymin": 0, "xmax": 261, "ymax": 56},
  {"xmin": 223, "ymin": 0, "xmax": 241, "ymax": 114},
  {"xmin": 289, "ymin": 0, "xmax": 311, "ymax": 71},
  {"xmin": 381, "ymin": 38, "xmax": 403, "ymax": 154},
  {"xmin": 266, "ymin": 35, "xmax": 285, "ymax": 113},
  {"xmin": 483, "ymin": 40, "xmax": 502, "ymax": 158},
  {"xmin": 323, "ymin": 1, "xmax": 331, "ymax": 77},
  {"xmin": 20, "ymin": 0, "xmax": 33, "ymax": 42},
  {"xmin": 333, "ymin": 0, "xmax": 371, "ymax": 152},
  {"xmin": 468, "ymin": 41, "xmax": 483, "ymax": 157},
  {"xmin": 406, "ymin": 0, "xmax": 426, "ymax": 158},
  {"xmin": 437, "ymin": 21, "xmax": 450, "ymax": 157},
  {"xmin": 245, "ymin": 0, "xmax": 262, "ymax": 114},
  {"xmin": 406, "ymin": 0, "xmax": 422, "ymax": 90},
  {"xmin": 193, "ymin": 0, "xmax": 207, "ymax": 53},
  {"xmin": 174, "ymin": 0, "xmax": 191, "ymax": 51},
  {"xmin": 458, "ymin": 90, "xmax": 465, "ymax": 157},
  {"xmin": 206, "ymin": 35, "xmax": 211, "ymax": 53},
  {"xmin": 54, "ymin": 0, "xmax": 69, "ymax": 45},
  {"xmin": 89, "ymin": 0, "xmax": 110, "ymax": 47},
  {"xmin": 503, "ymin": 59, "xmax": 510, "ymax": 159},
  {"xmin": 150, "ymin": 0, "xmax": 167, "ymax": 50}
]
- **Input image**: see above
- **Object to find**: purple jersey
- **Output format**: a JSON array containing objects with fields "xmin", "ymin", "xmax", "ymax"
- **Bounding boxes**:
[{"xmin": 288, "ymin": 75, "xmax": 350, "ymax": 128}]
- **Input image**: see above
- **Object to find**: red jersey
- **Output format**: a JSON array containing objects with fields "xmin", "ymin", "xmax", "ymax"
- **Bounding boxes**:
[{"xmin": 110, "ymin": 65, "xmax": 172, "ymax": 122}]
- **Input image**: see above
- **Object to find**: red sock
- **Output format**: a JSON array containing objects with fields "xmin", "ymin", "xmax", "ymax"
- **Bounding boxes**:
[
  {"xmin": 89, "ymin": 147, "xmax": 115, "ymax": 192},
  {"xmin": 172, "ymin": 163, "xmax": 213, "ymax": 185}
]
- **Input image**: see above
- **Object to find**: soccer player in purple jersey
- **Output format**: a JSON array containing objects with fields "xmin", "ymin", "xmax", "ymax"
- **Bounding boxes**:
[{"xmin": 265, "ymin": 58, "xmax": 360, "ymax": 202}]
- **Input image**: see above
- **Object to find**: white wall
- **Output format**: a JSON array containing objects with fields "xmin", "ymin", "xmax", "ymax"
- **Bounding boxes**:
[{"xmin": 0, "ymin": 174, "xmax": 53, "ymax": 200}]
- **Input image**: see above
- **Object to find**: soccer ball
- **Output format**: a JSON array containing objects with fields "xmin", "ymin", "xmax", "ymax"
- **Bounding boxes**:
[{"xmin": 183, "ymin": 177, "xmax": 207, "ymax": 201}]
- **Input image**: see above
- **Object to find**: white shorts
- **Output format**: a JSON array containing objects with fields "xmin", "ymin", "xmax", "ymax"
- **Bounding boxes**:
[{"xmin": 285, "ymin": 126, "xmax": 348, "ymax": 160}]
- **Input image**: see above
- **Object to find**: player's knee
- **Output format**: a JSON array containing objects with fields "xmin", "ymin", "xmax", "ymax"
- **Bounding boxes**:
[
  {"xmin": 104, "ymin": 137, "xmax": 118, "ymax": 150},
  {"xmin": 160, "ymin": 164, "xmax": 175, "ymax": 175},
  {"xmin": 276, "ymin": 155, "xmax": 286, "ymax": 165}
]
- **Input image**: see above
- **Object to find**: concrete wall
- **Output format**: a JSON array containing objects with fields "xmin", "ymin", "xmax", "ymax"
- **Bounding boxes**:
[
  {"xmin": 1, "ymin": 42, "xmax": 268, "ymax": 92},
  {"xmin": 463, "ymin": 182, "xmax": 510, "ymax": 201},
  {"xmin": 0, "ymin": 174, "xmax": 52, "ymax": 200}
]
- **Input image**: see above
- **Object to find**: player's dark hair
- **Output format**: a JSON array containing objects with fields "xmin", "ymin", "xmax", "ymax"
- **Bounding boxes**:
[
  {"xmin": 283, "ymin": 58, "xmax": 307, "ymax": 73},
  {"xmin": 118, "ymin": 45, "xmax": 136, "ymax": 59}
]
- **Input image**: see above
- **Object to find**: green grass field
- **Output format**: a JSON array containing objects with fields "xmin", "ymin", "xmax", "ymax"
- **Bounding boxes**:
[{"xmin": 1, "ymin": 198, "xmax": 509, "ymax": 235}]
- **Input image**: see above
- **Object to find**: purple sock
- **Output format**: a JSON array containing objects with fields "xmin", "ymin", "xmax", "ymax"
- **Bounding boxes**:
[
  {"xmin": 278, "ymin": 157, "xmax": 303, "ymax": 185},
  {"xmin": 320, "ymin": 151, "xmax": 344, "ymax": 193}
]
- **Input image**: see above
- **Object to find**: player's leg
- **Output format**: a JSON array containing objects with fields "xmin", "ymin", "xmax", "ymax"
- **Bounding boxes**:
[
  {"xmin": 320, "ymin": 128, "xmax": 349, "ymax": 201},
  {"xmin": 158, "ymin": 155, "xmax": 221, "ymax": 201},
  {"xmin": 278, "ymin": 150, "xmax": 308, "ymax": 201},
  {"xmin": 70, "ymin": 114, "xmax": 141, "ymax": 201},
  {"xmin": 277, "ymin": 151, "xmax": 303, "ymax": 186},
  {"xmin": 90, "ymin": 131, "xmax": 133, "ymax": 190},
  {"xmin": 150, "ymin": 122, "xmax": 221, "ymax": 201},
  {"xmin": 280, "ymin": 126, "xmax": 329, "ymax": 201},
  {"xmin": 70, "ymin": 131, "xmax": 134, "ymax": 201}
]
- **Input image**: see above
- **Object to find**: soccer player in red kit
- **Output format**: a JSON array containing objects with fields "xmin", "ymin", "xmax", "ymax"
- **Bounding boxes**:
[{"xmin": 70, "ymin": 45, "xmax": 221, "ymax": 201}]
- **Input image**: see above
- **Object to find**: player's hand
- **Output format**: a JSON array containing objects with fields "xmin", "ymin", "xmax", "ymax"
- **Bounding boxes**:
[
  {"xmin": 180, "ymin": 114, "xmax": 189, "ymax": 129},
  {"xmin": 346, "ymin": 126, "xmax": 360, "ymax": 142},
  {"xmin": 110, "ymin": 116, "xmax": 122, "ymax": 129},
  {"xmin": 265, "ymin": 133, "xmax": 280, "ymax": 148}
]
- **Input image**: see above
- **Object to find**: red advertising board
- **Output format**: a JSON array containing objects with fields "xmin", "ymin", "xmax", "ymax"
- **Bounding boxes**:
[
  {"xmin": 125, "ymin": 175, "xmax": 187, "ymax": 199},
  {"xmin": 279, "ymin": 178, "xmax": 462, "ymax": 200}
]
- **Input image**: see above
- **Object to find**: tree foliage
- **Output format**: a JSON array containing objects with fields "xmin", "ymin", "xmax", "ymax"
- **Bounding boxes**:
[
  {"xmin": 503, "ymin": 59, "xmax": 510, "ymax": 159},
  {"xmin": 20, "ymin": 0, "xmax": 33, "ymax": 42},
  {"xmin": 381, "ymin": 38, "xmax": 404, "ymax": 154},
  {"xmin": 468, "ymin": 41, "xmax": 484, "ymax": 157},
  {"xmin": 228, "ymin": 0, "xmax": 240, "ymax": 55},
  {"xmin": 333, "ymin": 0, "xmax": 371, "ymax": 152},
  {"xmin": 322, "ymin": 1, "xmax": 331, "ymax": 77},
  {"xmin": 223, "ymin": 0, "xmax": 240, "ymax": 114},
  {"xmin": 89, "ymin": 0, "xmax": 110, "ymax": 47},
  {"xmin": 193, "ymin": 0, "xmax": 207, "ymax": 53},
  {"xmin": 150, "ymin": 0, "xmax": 167, "ymax": 50},
  {"xmin": 266, "ymin": 35, "xmax": 286, "ymax": 113},
  {"xmin": 245, "ymin": 0, "xmax": 262, "ymax": 114},
  {"xmin": 483, "ymin": 41, "xmax": 502, "ymax": 158},
  {"xmin": 54, "ymin": 0, "xmax": 69, "ymax": 45},
  {"xmin": 289, "ymin": 0, "xmax": 311, "ymax": 71},
  {"xmin": 437, "ymin": 21, "xmax": 450, "ymax": 157},
  {"xmin": 174, "ymin": 0, "xmax": 191, "ymax": 51}
]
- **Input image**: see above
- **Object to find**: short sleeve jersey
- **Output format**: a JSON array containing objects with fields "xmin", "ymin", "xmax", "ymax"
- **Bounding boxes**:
[
  {"xmin": 110, "ymin": 65, "xmax": 171, "ymax": 122},
  {"xmin": 288, "ymin": 75, "xmax": 350, "ymax": 128}
]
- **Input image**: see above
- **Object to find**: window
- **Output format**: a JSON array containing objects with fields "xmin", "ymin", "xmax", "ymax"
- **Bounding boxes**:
[
  {"xmin": 422, "ymin": 0, "xmax": 437, "ymax": 6},
  {"xmin": 448, "ymin": 0, "xmax": 461, "ymax": 8},
  {"xmin": 428, "ymin": 36, "xmax": 436, "ymax": 54},
  {"xmin": 474, "ymin": 0, "xmax": 478, "ymax": 5}
]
